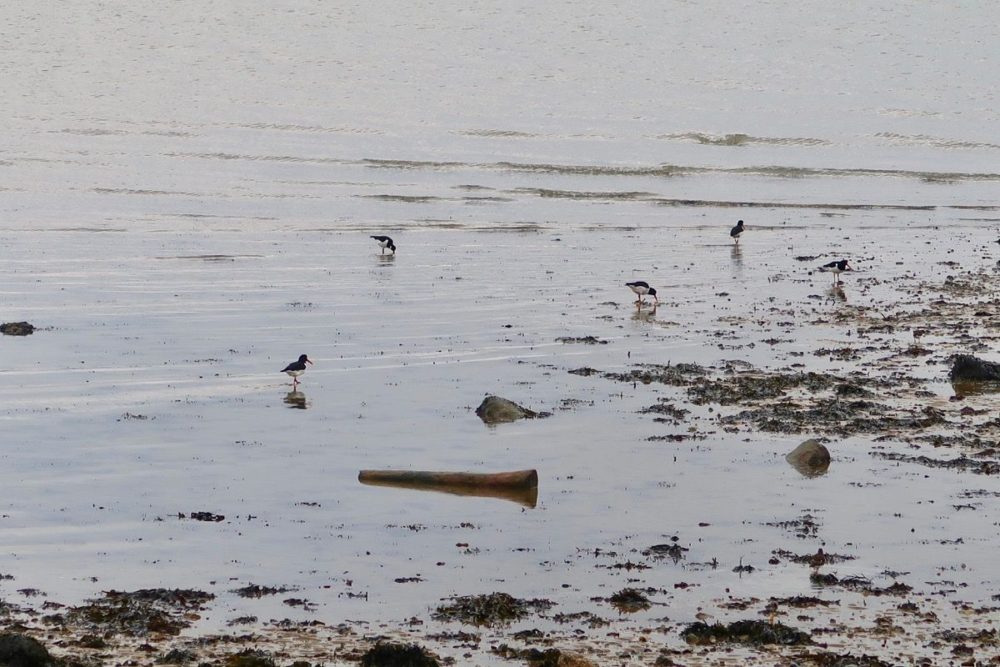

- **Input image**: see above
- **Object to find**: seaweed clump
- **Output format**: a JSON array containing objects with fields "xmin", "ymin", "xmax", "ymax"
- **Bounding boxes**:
[
  {"xmin": 681, "ymin": 619, "xmax": 812, "ymax": 646},
  {"xmin": 223, "ymin": 651, "xmax": 277, "ymax": 667},
  {"xmin": 0, "ymin": 322, "xmax": 35, "ymax": 336},
  {"xmin": 433, "ymin": 592, "xmax": 553, "ymax": 626},
  {"xmin": 493, "ymin": 645, "xmax": 597, "ymax": 666},
  {"xmin": 687, "ymin": 372, "xmax": 833, "ymax": 405},
  {"xmin": 360, "ymin": 642, "xmax": 440, "ymax": 667},
  {"xmin": 790, "ymin": 650, "xmax": 896, "ymax": 666},
  {"xmin": 604, "ymin": 363, "xmax": 708, "ymax": 386},
  {"xmin": 608, "ymin": 588, "xmax": 651, "ymax": 613},
  {"xmin": 809, "ymin": 573, "xmax": 913, "ymax": 596},
  {"xmin": 723, "ymin": 400, "xmax": 946, "ymax": 436},
  {"xmin": 62, "ymin": 589, "xmax": 214, "ymax": 637}
]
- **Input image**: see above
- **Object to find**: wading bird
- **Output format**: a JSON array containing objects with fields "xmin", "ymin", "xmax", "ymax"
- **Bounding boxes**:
[
  {"xmin": 626, "ymin": 281, "xmax": 659, "ymax": 306},
  {"xmin": 371, "ymin": 235, "xmax": 396, "ymax": 255},
  {"xmin": 817, "ymin": 259, "xmax": 853, "ymax": 284},
  {"xmin": 281, "ymin": 354, "xmax": 313, "ymax": 387}
]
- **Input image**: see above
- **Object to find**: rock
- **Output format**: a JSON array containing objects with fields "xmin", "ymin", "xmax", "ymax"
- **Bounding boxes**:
[
  {"xmin": 0, "ymin": 633, "xmax": 57, "ymax": 667},
  {"xmin": 0, "ymin": 322, "xmax": 35, "ymax": 336},
  {"xmin": 949, "ymin": 354, "xmax": 1000, "ymax": 382},
  {"xmin": 785, "ymin": 439, "xmax": 831, "ymax": 478},
  {"xmin": 475, "ymin": 396, "xmax": 547, "ymax": 424}
]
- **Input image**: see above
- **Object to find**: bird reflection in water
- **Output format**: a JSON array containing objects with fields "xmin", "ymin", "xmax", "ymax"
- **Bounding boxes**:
[
  {"xmin": 632, "ymin": 304, "xmax": 657, "ymax": 323},
  {"xmin": 731, "ymin": 243, "xmax": 743, "ymax": 270},
  {"xmin": 377, "ymin": 253, "xmax": 396, "ymax": 264},
  {"xmin": 284, "ymin": 390, "xmax": 308, "ymax": 409},
  {"xmin": 828, "ymin": 285, "xmax": 846, "ymax": 303}
]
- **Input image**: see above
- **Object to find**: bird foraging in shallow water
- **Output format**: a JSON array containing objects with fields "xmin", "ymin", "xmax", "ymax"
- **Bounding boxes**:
[
  {"xmin": 281, "ymin": 354, "xmax": 313, "ymax": 387},
  {"xmin": 626, "ymin": 281, "xmax": 659, "ymax": 306},
  {"xmin": 817, "ymin": 259, "xmax": 853, "ymax": 284},
  {"xmin": 730, "ymin": 219, "xmax": 745, "ymax": 243},
  {"xmin": 371, "ymin": 235, "xmax": 396, "ymax": 254}
]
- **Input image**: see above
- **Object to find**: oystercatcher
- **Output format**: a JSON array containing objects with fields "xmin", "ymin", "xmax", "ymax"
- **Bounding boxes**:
[
  {"xmin": 281, "ymin": 354, "xmax": 313, "ymax": 386},
  {"xmin": 817, "ymin": 259, "xmax": 853, "ymax": 284},
  {"xmin": 626, "ymin": 281, "xmax": 659, "ymax": 306},
  {"xmin": 371, "ymin": 235, "xmax": 396, "ymax": 255},
  {"xmin": 730, "ymin": 220, "xmax": 745, "ymax": 244}
]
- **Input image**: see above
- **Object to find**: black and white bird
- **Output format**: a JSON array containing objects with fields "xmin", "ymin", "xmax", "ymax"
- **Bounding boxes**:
[
  {"xmin": 626, "ymin": 281, "xmax": 659, "ymax": 306},
  {"xmin": 280, "ymin": 354, "xmax": 313, "ymax": 386},
  {"xmin": 817, "ymin": 259, "xmax": 853, "ymax": 284},
  {"xmin": 371, "ymin": 235, "xmax": 396, "ymax": 255},
  {"xmin": 730, "ymin": 220, "xmax": 745, "ymax": 244}
]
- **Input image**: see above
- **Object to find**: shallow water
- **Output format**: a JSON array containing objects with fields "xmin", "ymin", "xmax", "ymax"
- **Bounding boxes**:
[{"xmin": 2, "ymin": 1, "xmax": 1000, "ymax": 663}]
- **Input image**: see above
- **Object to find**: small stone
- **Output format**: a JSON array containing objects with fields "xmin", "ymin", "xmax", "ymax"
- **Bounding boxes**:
[
  {"xmin": 475, "ymin": 396, "xmax": 547, "ymax": 424},
  {"xmin": 785, "ymin": 439, "xmax": 831, "ymax": 478}
]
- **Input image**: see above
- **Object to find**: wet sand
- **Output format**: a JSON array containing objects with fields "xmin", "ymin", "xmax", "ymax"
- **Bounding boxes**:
[{"xmin": 3, "ymin": 216, "xmax": 1000, "ymax": 664}]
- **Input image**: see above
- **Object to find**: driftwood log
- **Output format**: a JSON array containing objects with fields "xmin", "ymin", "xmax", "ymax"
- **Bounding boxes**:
[{"xmin": 358, "ymin": 469, "xmax": 538, "ymax": 508}]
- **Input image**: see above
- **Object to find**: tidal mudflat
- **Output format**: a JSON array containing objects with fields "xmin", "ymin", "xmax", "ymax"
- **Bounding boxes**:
[
  {"xmin": 4, "ymin": 1, "xmax": 1000, "ymax": 663},
  {"xmin": 3, "ymin": 215, "xmax": 1000, "ymax": 665}
]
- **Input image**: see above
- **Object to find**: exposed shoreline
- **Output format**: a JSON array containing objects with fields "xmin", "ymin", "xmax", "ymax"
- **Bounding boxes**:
[{"xmin": 3, "ymin": 237, "xmax": 999, "ymax": 665}]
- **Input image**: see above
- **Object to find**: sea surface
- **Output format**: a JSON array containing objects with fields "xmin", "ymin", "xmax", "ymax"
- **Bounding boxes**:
[{"xmin": 2, "ymin": 1, "xmax": 999, "ymax": 661}]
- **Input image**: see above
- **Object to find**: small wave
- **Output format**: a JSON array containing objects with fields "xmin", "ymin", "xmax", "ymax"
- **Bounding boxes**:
[
  {"xmin": 656, "ymin": 132, "xmax": 830, "ymax": 147},
  {"xmin": 456, "ymin": 129, "xmax": 539, "ymax": 138},
  {"xmin": 93, "ymin": 187, "xmax": 204, "ymax": 197},
  {"xmin": 168, "ymin": 152, "xmax": 346, "ymax": 165},
  {"xmin": 729, "ymin": 165, "xmax": 1000, "ymax": 182},
  {"xmin": 46, "ymin": 227, "xmax": 126, "ymax": 233},
  {"xmin": 362, "ymin": 194, "xmax": 444, "ymax": 203},
  {"xmin": 153, "ymin": 213, "xmax": 277, "ymax": 220},
  {"xmin": 57, "ymin": 128, "xmax": 127, "ymax": 136},
  {"xmin": 649, "ymin": 197, "xmax": 935, "ymax": 211},
  {"xmin": 229, "ymin": 122, "xmax": 383, "ymax": 135},
  {"xmin": 877, "ymin": 108, "xmax": 943, "ymax": 118},
  {"xmin": 462, "ymin": 196, "xmax": 513, "ymax": 203},
  {"xmin": 417, "ymin": 219, "xmax": 544, "ymax": 232},
  {"xmin": 58, "ymin": 128, "xmax": 193, "ymax": 138},
  {"xmin": 512, "ymin": 188, "xmax": 656, "ymax": 200},
  {"xmin": 362, "ymin": 158, "xmax": 466, "ymax": 170},
  {"xmin": 141, "ymin": 130, "xmax": 193, "ymax": 137},
  {"xmin": 363, "ymin": 159, "xmax": 1000, "ymax": 182},
  {"xmin": 875, "ymin": 132, "xmax": 1000, "ymax": 150},
  {"xmin": 156, "ymin": 254, "xmax": 263, "ymax": 261},
  {"xmin": 495, "ymin": 161, "xmax": 686, "ymax": 177},
  {"xmin": 171, "ymin": 153, "xmax": 1000, "ymax": 184}
]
